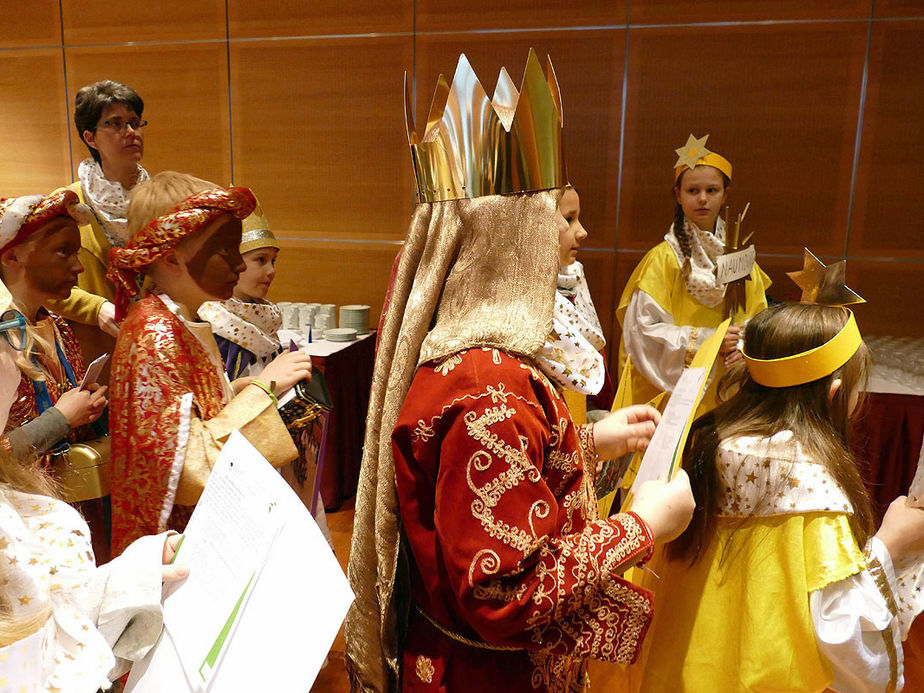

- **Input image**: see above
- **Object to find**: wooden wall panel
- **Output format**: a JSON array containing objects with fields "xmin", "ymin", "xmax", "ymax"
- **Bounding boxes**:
[
  {"xmin": 228, "ymin": 0, "xmax": 413, "ymax": 38},
  {"xmin": 267, "ymin": 240, "xmax": 400, "ymax": 324},
  {"xmin": 64, "ymin": 44, "xmax": 232, "ymax": 186},
  {"xmin": 619, "ymin": 23, "xmax": 867, "ymax": 258},
  {"xmin": 415, "ymin": 30, "xmax": 626, "ymax": 249},
  {"xmin": 873, "ymin": 1, "xmax": 924, "ymax": 17},
  {"xmin": 60, "ymin": 0, "xmax": 226, "ymax": 43},
  {"xmin": 0, "ymin": 49, "xmax": 72, "ymax": 196},
  {"xmin": 229, "ymin": 37, "xmax": 414, "ymax": 241},
  {"xmin": 848, "ymin": 21, "xmax": 924, "ymax": 260},
  {"xmin": 415, "ymin": 0, "xmax": 626, "ymax": 31},
  {"xmin": 630, "ymin": 0, "xmax": 870, "ymax": 23},
  {"xmin": 0, "ymin": 0, "xmax": 60, "ymax": 48},
  {"xmin": 849, "ymin": 260, "xmax": 924, "ymax": 337}
]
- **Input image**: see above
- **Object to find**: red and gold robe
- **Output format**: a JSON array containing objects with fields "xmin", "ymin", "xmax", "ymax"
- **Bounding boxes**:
[
  {"xmin": 109, "ymin": 294, "xmax": 294, "ymax": 555},
  {"xmin": 393, "ymin": 347, "xmax": 654, "ymax": 693}
]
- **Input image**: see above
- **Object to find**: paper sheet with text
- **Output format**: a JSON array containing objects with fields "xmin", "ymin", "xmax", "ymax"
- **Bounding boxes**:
[
  {"xmin": 622, "ymin": 319, "xmax": 731, "ymax": 511},
  {"xmin": 125, "ymin": 431, "xmax": 354, "ymax": 692}
]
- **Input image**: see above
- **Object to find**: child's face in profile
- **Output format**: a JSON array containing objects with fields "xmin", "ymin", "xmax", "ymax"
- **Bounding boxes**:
[
  {"xmin": 556, "ymin": 188, "xmax": 587, "ymax": 269},
  {"xmin": 178, "ymin": 214, "xmax": 245, "ymax": 300},
  {"xmin": 233, "ymin": 247, "xmax": 278, "ymax": 302}
]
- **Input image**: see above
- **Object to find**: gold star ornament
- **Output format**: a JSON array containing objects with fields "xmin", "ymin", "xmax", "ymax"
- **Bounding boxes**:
[
  {"xmin": 674, "ymin": 134, "xmax": 712, "ymax": 171},
  {"xmin": 787, "ymin": 248, "xmax": 866, "ymax": 306}
]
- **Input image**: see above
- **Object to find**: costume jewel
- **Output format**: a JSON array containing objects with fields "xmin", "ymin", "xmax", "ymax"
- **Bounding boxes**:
[
  {"xmin": 673, "ymin": 133, "xmax": 733, "ymax": 182},
  {"xmin": 405, "ymin": 48, "xmax": 567, "ymax": 203}
]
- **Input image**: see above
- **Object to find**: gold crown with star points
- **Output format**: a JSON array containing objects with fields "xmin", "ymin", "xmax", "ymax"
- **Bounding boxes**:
[
  {"xmin": 405, "ymin": 48, "xmax": 567, "ymax": 203},
  {"xmin": 743, "ymin": 248, "xmax": 866, "ymax": 388},
  {"xmin": 674, "ymin": 133, "xmax": 733, "ymax": 182}
]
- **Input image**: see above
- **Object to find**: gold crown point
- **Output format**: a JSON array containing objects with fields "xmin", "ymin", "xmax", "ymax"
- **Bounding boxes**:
[
  {"xmin": 493, "ymin": 67, "xmax": 519, "ymax": 129},
  {"xmin": 546, "ymin": 55, "xmax": 563, "ymax": 125}
]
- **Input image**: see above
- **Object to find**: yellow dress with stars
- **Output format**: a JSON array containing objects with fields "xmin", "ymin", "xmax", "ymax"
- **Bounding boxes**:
[{"xmin": 621, "ymin": 431, "xmax": 923, "ymax": 693}]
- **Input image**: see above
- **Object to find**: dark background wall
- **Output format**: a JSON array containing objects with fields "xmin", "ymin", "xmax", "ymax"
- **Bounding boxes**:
[{"xmin": 1, "ymin": 1, "xmax": 921, "ymax": 369}]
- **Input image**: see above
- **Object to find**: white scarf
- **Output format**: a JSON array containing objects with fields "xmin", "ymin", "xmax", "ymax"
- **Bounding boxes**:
[
  {"xmin": 198, "ymin": 297, "xmax": 282, "ymax": 360},
  {"xmin": 536, "ymin": 261, "xmax": 606, "ymax": 395},
  {"xmin": 77, "ymin": 158, "xmax": 150, "ymax": 248},
  {"xmin": 665, "ymin": 216, "xmax": 727, "ymax": 308}
]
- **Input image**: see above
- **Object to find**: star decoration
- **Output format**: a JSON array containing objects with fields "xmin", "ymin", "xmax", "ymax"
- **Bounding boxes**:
[
  {"xmin": 19, "ymin": 595, "xmax": 32, "ymax": 605},
  {"xmin": 786, "ymin": 248, "xmax": 866, "ymax": 306},
  {"xmin": 674, "ymin": 134, "xmax": 711, "ymax": 170}
]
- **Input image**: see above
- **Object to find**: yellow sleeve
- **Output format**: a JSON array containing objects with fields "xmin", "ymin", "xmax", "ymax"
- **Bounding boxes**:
[{"xmin": 48, "ymin": 286, "xmax": 106, "ymax": 325}]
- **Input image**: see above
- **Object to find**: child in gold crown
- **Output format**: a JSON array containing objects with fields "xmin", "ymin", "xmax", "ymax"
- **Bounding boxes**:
[
  {"xmin": 632, "ymin": 302, "xmax": 924, "ymax": 692},
  {"xmin": 616, "ymin": 135, "xmax": 772, "ymax": 414},
  {"xmin": 106, "ymin": 172, "xmax": 311, "ymax": 555}
]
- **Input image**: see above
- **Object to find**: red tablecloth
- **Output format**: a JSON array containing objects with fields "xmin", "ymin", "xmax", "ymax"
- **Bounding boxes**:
[
  {"xmin": 311, "ymin": 335, "xmax": 375, "ymax": 511},
  {"xmin": 854, "ymin": 391, "xmax": 924, "ymax": 688}
]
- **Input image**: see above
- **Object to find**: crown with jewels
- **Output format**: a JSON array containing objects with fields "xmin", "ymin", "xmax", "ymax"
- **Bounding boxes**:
[{"xmin": 405, "ymin": 48, "xmax": 567, "ymax": 203}]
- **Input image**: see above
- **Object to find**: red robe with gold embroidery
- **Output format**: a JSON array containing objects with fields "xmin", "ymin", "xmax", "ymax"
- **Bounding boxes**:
[{"xmin": 393, "ymin": 348, "xmax": 654, "ymax": 693}]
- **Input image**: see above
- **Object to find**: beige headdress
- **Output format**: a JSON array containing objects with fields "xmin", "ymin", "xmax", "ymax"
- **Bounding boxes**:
[{"xmin": 344, "ymin": 50, "xmax": 567, "ymax": 692}]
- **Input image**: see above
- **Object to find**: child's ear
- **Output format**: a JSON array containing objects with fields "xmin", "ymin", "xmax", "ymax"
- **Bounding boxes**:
[
  {"xmin": 161, "ymin": 250, "xmax": 183, "ymax": 274},
  {"xmin": 828, "ymin": 378, "xmax": 842, "ymax": 404}
]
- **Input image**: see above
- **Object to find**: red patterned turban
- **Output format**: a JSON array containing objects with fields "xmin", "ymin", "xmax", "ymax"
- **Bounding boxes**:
[
  {"xmin": 0, "ymin": 189, "xmax": 92, "ymax": 255},
  {"xmin": 107, "ymin": 186, "xmax": 256, "ymax": 320}
]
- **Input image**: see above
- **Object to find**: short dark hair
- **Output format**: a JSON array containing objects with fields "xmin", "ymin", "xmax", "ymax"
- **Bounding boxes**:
[{"xmin": 74, "ymin": 80, "xmax": 144, "ymax": 163}]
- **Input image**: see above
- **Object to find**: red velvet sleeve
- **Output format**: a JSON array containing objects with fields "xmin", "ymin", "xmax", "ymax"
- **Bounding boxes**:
[{"xmin": 394, "ymin": 349, "xmax": 654, "ymax": 663}]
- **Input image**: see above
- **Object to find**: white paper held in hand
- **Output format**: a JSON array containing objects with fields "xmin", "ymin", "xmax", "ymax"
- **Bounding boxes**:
[
  {"xmin": 628, "ymin": 367, "xmax": 708, "ymax": 499},
  {"xmin": 125, "ymin": 431, "xmax": 354, "ymax": 693}
]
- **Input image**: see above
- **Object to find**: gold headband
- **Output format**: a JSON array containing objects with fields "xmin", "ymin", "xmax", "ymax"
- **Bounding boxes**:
[
  {"xmin": 673, "ymin": 133, "xmax": 732, "ymax": 182},
  {"xmin": 240, "ymin": 228, "xmax": 278, "ymax": 254},
  {"xmin": 743, "ymin": 311, "xmax": 862, "ymax": 388}
]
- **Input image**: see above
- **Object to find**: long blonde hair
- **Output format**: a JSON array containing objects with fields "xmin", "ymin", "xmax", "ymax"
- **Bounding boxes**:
[{"xmin": 669, "ymin": 302, "xmax": 873, "ymax": 562}]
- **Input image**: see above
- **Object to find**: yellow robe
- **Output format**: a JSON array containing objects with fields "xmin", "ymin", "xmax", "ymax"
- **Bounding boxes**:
[{"xmin": 615, "ymin": 241, "xmax": 771, "ymax": 413}]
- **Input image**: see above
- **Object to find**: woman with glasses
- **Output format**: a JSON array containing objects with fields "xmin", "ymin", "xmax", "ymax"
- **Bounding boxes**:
[{"xmin": 49, "ymin": 80, "xmax": 150, "ymax": 375}]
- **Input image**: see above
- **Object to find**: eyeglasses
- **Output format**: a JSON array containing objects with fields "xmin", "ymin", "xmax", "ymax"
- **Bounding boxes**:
[
  {"xmin": 0, "ymin": 310, "xmax": 26, "ymax": 351},
  {"xmin": 96, "ymin": 118, "xmax": 148, "ymax": 133}
]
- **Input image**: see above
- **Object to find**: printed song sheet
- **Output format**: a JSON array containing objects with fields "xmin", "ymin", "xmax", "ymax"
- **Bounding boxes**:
[{"xmin": 126, "ymin": 431, "xmax": 354, "ymax": 692}]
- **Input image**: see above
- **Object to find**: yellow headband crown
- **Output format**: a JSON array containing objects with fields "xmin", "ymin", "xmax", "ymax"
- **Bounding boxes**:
[
  {"xmin": 743, "ymin": 310, "xmax": 862, "ymax": 388},
  {"xmin": 406, "ymin": 49, "xmax": 567, "ymax": 203},
  {"xmin": 673, "ymin": 133, "xmax": 732, "ymax": 182}
]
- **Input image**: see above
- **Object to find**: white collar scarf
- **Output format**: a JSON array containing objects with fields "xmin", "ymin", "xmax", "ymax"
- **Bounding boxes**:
[
  {"xmin": 536, "ymin": 261, "xmax": 606, "ymax": 395},
  {"xmin": 198, "ymin": 297, "xmax": 282, "ymax": 360},
  {"xmin": 664, "ymin": 216, "xmax": 727, "ymax": 308},
  {"xmin": 78, "ymin": 157, "xmax": 150, "ymax": 248}
]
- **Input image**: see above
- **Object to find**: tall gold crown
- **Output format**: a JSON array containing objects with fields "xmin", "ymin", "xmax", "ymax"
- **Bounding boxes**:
[{"xmin": 405, "ymin": 49, "xmax": 567, "ymax": 203}]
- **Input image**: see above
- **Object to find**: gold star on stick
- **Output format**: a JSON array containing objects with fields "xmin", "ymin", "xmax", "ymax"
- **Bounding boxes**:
[
  {"xmin": 787, "ymin": 248, "xmax": 866, "ymax": 306},
  {"xmin": 674, "ymin": 134, "xmax": 711, "ymax": 170}
]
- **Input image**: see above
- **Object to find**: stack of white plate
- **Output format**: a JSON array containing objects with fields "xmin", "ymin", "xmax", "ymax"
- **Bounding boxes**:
[
  {"xmin": 326, "ymin": 327, "xmax": 357, "ymax": 342},
  {"xmin": 339, "ymin": 305, "xmax": 370, "ymax": 335}
]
